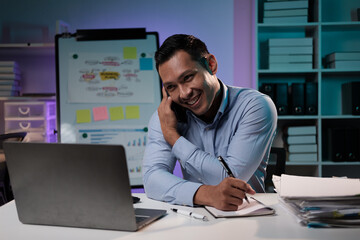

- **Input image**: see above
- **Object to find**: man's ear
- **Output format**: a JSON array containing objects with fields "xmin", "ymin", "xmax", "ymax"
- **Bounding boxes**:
[{"xmin": 207, "ymin": 54, "xmax": 218, "ymax": 75}]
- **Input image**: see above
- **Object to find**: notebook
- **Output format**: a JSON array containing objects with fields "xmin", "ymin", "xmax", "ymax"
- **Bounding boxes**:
[
  {"xmin": 4, "ymin": 142, "xmax": 166, "ymax": 231},
  {"xmin": 205, "ymin": 197, "xmax": 275, "ymax": 218}
]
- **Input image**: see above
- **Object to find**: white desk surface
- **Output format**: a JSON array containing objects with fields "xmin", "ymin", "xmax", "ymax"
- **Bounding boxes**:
[{"xmin": 0, "ymin": 193, "xmax": 359, "ymax": 240}]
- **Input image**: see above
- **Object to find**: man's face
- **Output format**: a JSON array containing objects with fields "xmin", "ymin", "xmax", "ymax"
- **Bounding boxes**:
[{"xmin": 158, "ymin": 50, "xmax": 220, "ymax": 117}]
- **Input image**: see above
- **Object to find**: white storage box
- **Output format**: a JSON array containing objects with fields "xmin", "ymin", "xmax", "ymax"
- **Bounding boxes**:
[
  {"xmin": 4, "ymin": 101, "xmax": 56, "ymax": 118},
  {"xmin": 4, "ymin": 101, "xmax": 57, "ymax": 143},
  {"xmin": 5, "ymin": 118, "xmax": 56, "ymax": 133}
]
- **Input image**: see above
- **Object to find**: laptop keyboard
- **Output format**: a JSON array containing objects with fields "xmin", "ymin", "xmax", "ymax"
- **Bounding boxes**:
[{"xmin": 136, "ymin": 215, "xmax": 150, "ymax": 223}]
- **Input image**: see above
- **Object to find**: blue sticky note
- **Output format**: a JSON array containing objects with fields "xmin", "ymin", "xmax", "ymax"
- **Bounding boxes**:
[{"xmin": 139, "ymin": 58, "xmax": 153, "ymax": 70}]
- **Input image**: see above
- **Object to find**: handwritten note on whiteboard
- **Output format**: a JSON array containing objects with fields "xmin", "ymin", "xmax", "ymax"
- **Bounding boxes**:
[{"xmin": 67, "ymin": 52, "xmax": 154, "ymax": 103}]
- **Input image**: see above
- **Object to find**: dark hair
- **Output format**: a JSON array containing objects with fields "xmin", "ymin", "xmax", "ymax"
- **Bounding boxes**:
[{"xmin": 155, "ymin": 34, "xmax": 209, "ymax": 70}]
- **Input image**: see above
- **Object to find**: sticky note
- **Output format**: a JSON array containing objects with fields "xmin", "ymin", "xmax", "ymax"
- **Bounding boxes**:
[
  {"xmin": 76, "ymin": 109, "xmax": 91, "ymax": 123},
  {"xmin": 139, "ymin": 58, "xmax": 153, "ymax": 70},
  {"xmin": 109, "ymin": 106, "xmax": 124, "ymax": 121},
  {"xmin": 123, "ymin": 47, "xmax": 137, "ymax": 59},
  {"xmin": 99, "ymin": 71, "xmax": 120, "ymax": 80},
  {"xmin": 93, "ymin": 106, "xmax": 109, "ymax": 121},
  {"xmin": 125, "ymin": 106, "xmax": 140, "ymax": 119}
]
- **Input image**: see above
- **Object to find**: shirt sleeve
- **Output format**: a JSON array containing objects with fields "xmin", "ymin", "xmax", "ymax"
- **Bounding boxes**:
[
  {"xmin": 172, "ymin": 92, "xmax": 278, "ymax": 190},
  {"xmin": 142, "ymin": 112, "xmax": 202, "ymax": 206}
]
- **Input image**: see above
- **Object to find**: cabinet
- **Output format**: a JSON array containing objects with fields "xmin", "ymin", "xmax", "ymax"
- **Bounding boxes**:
[
  {"xmin": 4, "ymin": 101, "xmax": 57, "ymax": 142},
  {"xmin": 256, "ymin": 0, "xmax": 360, "ymax": 178},
  {"xmin": 0, "ymin": 43, "xmax": 56, "ymax": 138}
]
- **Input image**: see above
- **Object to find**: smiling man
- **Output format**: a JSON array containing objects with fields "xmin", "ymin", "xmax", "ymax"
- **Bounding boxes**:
[{"xmin": 142, "ymin": 34, "xmax": 277, "ymax": 211}]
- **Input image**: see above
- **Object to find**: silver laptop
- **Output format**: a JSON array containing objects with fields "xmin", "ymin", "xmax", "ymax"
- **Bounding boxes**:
[{"xmin": 4, "ymin": 142, "xmax": 166, "ymax": 231}]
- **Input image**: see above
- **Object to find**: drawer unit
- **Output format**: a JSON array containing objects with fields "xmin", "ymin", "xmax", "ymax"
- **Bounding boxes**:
[
  {"xmin": 3, "ymin": 101, "xmax": 57, "ymax": 142},
  {"xmin": 5, "ymin": 118, "xmax": 56, "ymax": 133},
  {"xmin": 4, "ymin": 101, "xmax": 56, "ymax": 118}
]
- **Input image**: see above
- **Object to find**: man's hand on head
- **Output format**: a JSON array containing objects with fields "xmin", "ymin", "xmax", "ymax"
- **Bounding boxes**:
[{"xmin": 158, "ymin": 87, "xmax": 181, "ymax": 146}]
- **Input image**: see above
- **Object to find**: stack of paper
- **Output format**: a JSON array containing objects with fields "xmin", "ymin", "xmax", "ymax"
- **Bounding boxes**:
[
  {"xmin": 284, "ymin": 125, "xmax": 318, "ymax": 162},
  {"xmin": 273, "ymin": 174, "xmax": 360, "ymax": 228},
  {"xmin": 268, "ymin": 38, "xmax": 313, "ymax": 70},
  {"xmin": 263, "ymin": 0, "xmax": 309, "ymax": 24},
  {"xmin": 324, "ymin": 52, "xmax": 360, "ymax": 69},
  {"xmin": 0, "ymin": 61, "xmax": 21, "ymax": 97}
]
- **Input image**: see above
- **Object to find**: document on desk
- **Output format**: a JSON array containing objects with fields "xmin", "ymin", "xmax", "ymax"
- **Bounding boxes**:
[
  {"xmin": 205, "ymin": 197, "xmax": 275, "ymax": 218},
  {"xmin": 278, "ymin": 174, "xmax": 360, "ymax": 199}
]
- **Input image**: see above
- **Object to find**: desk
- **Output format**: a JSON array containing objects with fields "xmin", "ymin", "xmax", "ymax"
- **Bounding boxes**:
[{"xmin": 0, "ymin": 193, "xmax": 359, "ymax": 240}]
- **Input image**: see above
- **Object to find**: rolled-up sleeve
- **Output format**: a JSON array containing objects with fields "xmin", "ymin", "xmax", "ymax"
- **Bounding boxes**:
[{"xmin": 142, "ymin": 112, "xmax": 202, "ymax": 206}]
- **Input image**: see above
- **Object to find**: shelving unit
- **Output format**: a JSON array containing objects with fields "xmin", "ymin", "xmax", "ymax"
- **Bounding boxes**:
[
  {"xmin": 0, "ymin": 43, "xmax": 56, "ymax": 136},
  {"xmin": 256, "ymin": 0, "xmax": 360, "ymax": 178}
]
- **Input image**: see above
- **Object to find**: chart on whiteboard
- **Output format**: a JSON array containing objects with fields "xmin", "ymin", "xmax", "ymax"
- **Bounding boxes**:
[
  {"xmin": 67, "ymin": 52, "xmax": 155, "ymax": 103},
  {"xmin": 76, "ymin": 126, "xmax": 148, "ymax": 185}
]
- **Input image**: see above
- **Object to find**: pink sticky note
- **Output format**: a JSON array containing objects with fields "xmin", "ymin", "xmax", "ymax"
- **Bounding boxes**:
[{"xmin": 93, "ymin": 106, "xmax": 109, "ymax": 121}]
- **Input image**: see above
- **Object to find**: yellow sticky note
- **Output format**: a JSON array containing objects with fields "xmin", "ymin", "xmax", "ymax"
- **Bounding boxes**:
[
  {"xmin": 99, "ymin": 71, "xmax": 120, "ymax": 80},
  {"xmin": 109, "ymin": 106, "xmax": 124, "ymax": 121},
  {"xmin": 76, "ymin": 109, "xmax": 91, "ymax": 123},
  {"xmin": 123, "ymin": 47, "xmax": 137, "ymax": 59},
  {"xmin": 125, "ymin": 106, "xmax": 140, "ymax": 119}
]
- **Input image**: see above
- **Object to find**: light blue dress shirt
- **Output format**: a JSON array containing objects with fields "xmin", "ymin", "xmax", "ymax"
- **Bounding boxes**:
[{"xmin": 143, "ymin": 81, "xmax": 277, "ymax": 206}]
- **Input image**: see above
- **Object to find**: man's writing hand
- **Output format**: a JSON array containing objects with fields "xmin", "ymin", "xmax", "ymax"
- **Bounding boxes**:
[{"xmin": 193, "ymin": 178, "xmax": 256, "ymax": 211}]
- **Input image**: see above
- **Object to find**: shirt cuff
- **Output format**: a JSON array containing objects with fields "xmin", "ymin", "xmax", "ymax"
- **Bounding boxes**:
[
  {"xmin": 171, "ymin": 136, "xmax": 198, "ymax": 168},
  {"xmin": 176, "ymin": 181, "xmax": 202, "ymax": 207}
]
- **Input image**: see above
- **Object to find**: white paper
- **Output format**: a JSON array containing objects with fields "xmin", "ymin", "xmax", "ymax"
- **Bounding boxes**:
[
  {"xmin": 280, "ymin": 174, "xmax": 360, "ymax": 198},
  {"xmin": 205, "ymin": 197, "xmax": 275, "ymax": 218}
]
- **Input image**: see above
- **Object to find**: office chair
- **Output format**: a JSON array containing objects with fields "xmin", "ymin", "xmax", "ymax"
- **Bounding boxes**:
[
  {"xmin": 0, "ymin": 132, "xmax": 27, "ymax": 206},
  {"xmin": 265, "ymin": 147, "xmax": 286, "ymax": 193}
]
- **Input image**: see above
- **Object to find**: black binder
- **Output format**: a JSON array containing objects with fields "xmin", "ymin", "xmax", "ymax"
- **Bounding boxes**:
[
  {"xmin": 305, "ymin": 82, "xmax": 317, "ymax": 115},
  {"xmin": 328, "ymin": 127, "xmax": 360, "ymax": 162},
  {"xmin": 342, "ymin": 82, "xmax": 360, "ymax": 115},
  {"xmin": 328, "ymin": 128, "xmax": 346, "ymax": 162},
  {"xmin": 291, "ymin": 83, "xmax": 304, "ymax": 115},
  {"xmin": 275, "ymin": 83, "xmax": 288, "ymax": 115},
  {"xmin": 259, "ymin": 83, "xmax": 275, "ymax": 102}
]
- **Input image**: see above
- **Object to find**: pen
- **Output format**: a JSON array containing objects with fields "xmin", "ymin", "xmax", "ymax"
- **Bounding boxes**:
[
  {"xmin": 217, "ymin": 156, "xmax": 250, "ymax": 204},
  {"xmin": 171, "ymin": 208, "xmax": 209, "ymax": 221}
]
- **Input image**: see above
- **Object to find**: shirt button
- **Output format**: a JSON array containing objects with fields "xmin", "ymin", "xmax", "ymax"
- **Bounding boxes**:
[{"xmin": 198, "ymin": 178, "xmax": 202, "ymax": 181}]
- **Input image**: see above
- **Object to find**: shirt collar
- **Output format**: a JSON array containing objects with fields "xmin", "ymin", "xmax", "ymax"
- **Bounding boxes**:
[
  {"xmin": 186, "ymin": 79, "xmax": 229, "ymax": 125},
  {"xmin": 218, "ymin": 79, "xmax": 229, "ymax": 115}
]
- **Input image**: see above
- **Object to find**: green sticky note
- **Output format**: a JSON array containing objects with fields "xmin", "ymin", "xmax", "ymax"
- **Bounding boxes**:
[
  {"xmin": 109, "ymin": 106, "xmax": 124, "ymax": 121},
  {"xmin": 76, "ymin": 109, "xmax": 91, "ymax": 123},
  {"xmin": 123, "ymin": 47, "xmax": 137, "ymax": 59},
  {"xmin": 125, "ymin": 106, "xmax": 140, "ymax": 119}
]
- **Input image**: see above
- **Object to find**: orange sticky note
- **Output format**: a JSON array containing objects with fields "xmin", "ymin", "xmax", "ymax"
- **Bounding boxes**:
[
  {"xmin": 125, "ymin": 106, "xmax": 140, "ymax": 119},
  {"xmin": 93, "ymin": 106, "xmax": 109, "ymax": 121},
  {"xmin": 109, "ymin": 106, "xmax": 124, "ymax": 121},
  {"xmin": 76, "ymin": 109, "xmax": 91, "ymax": 123}
]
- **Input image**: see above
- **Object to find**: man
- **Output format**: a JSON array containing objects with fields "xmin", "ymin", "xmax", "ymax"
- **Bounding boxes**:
[{"xmin": 143, "ymin": 34, "xmax": 277, "ymax": 211}]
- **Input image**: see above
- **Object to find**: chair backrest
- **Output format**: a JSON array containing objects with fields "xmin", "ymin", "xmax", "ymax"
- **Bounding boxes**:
[
  {"xmin": 0, "ymin": 132, "xmax": 27, "ymax": 150},
  {"xmin": 0, "ymin": 132, "xmax": 27, "ymax": 206},
  {"xmin": 265, "ymin": 147, "xmax": 286, "ymax": 192}
]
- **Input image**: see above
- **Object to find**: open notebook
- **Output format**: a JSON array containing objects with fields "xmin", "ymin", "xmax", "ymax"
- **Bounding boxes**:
[{"xmin": 205, "ymin": 197, "xmax": 275, "ymax": 218}]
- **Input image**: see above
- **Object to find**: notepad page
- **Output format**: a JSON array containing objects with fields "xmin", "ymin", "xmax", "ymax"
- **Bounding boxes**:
[
  {"xmin": 205, "ymin": 198, "xmax": 274, "ymax": 218},
  {"xmin": 280, "ymin": 174, "xmax": 360, "ymax": 198}
]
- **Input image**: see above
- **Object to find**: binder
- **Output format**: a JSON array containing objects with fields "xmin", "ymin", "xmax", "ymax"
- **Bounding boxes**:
[
  {"xmin": 345, "ymin": 128, "xmax": 359, "ymax": 162},
  {"xmin": 259, "ymin": 83, "xmax": 275, "ymax": 102},
  {"xmin": 305, "ymin": 82, "xmax": 317, "ymax": 115},
  {"xmin": 290, "ymin": 83, "xmax": 304, "ymax": 115},
  {"xmin": 275, "ymin": 83, "xmax": 288, "ymax": 115},
  {"xmin": 328, "ymin": 128, "xmax": 346, "ymax": 162},
  {"xmin": 342, "ymin": 82, "xmax": 360, "ymax": 115}
]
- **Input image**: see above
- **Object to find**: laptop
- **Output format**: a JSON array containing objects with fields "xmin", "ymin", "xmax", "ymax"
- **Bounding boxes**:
[{"xmin": 3, "ymin": 142, "xmax": 166, "ymax": 231}]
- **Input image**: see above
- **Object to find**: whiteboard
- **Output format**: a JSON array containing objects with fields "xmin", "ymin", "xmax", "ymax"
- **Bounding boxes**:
[{"xmin": 55, "ymin": 29, "xmax": 161, "ymax": 187}]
